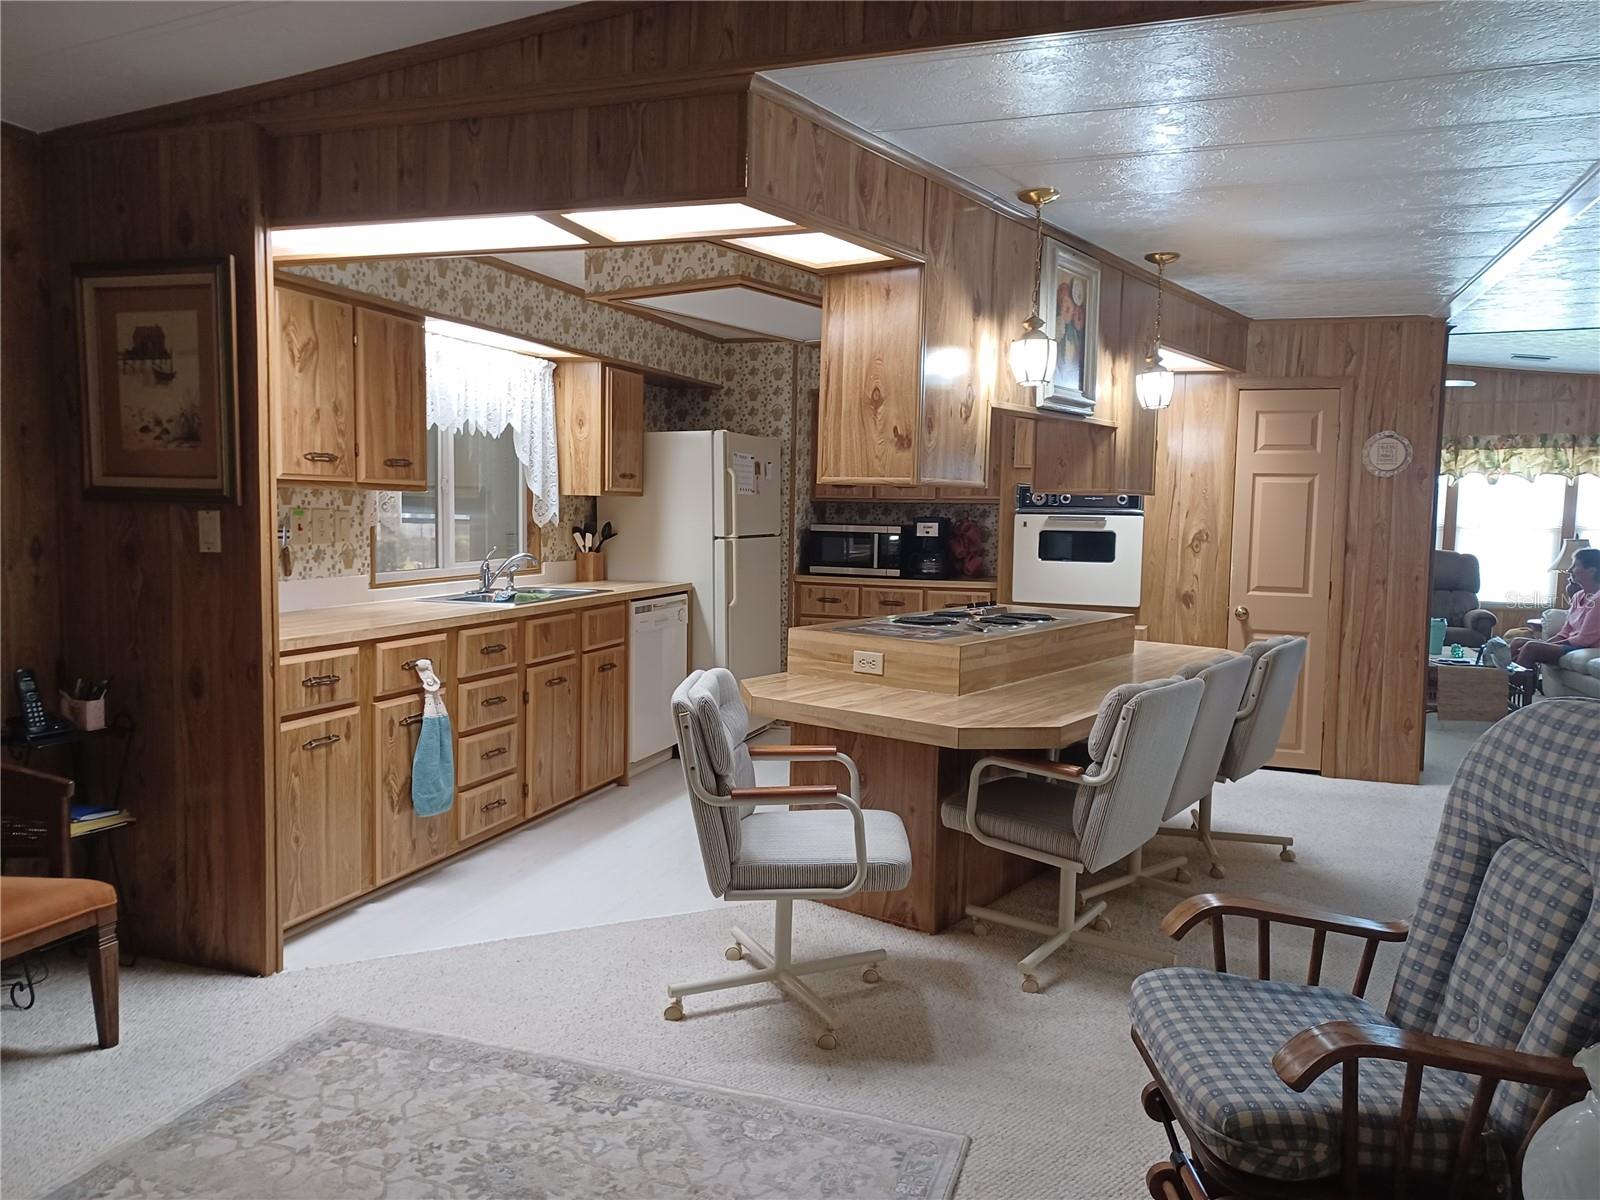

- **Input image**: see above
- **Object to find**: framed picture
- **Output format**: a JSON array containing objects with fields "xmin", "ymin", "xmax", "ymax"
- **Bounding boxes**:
[
  {"xmin": 1039, "ymin": 242, "xmax": 1100, "ymax": 415},
  {"xmin": 75, "ymin": 258, "xmax": 239, "ymax": 501}
]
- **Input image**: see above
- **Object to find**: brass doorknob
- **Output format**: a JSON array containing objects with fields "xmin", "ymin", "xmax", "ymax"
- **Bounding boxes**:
[{"xmin": 1234, "ymin": 605, "xmax": 1250, "ymax": 621}]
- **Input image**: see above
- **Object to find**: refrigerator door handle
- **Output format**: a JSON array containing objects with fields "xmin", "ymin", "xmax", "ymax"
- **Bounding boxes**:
[
  {"xmin": 725, "ymin": 538, "xmax": 738, "ymax": 610},
  {"xmin": 723, "ymin": 467, "xmax": 738, "ymax": 539}
]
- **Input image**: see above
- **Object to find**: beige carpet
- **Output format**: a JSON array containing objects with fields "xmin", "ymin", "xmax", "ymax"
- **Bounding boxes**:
[{"xmin": 3, "ymin": 739, "xmax": 1472, "ymax": 1200}]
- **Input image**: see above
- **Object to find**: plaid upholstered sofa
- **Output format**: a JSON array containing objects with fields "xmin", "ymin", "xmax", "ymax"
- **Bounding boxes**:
[{"xmin": 1131, "ymin": 698, "xmax": 1598, "ymax": 1198}]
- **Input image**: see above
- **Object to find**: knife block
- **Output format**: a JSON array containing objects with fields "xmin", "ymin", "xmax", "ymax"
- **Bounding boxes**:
[{"xmin": 576, "ymin": 551, "xmax": 606, "ymax": 582}]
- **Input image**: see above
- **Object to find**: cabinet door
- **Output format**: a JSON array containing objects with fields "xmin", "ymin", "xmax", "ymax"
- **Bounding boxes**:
[
  {"xmin": 580, "ymin": 646, "xmax": 626, "ymax": 793},
  {"xmin": 277, "ymin": 707, "xmax": 364, "ymax": 924},
  {"xmin": 372, "ymin": 695, "xmax": 455, "ymax": 885},
  {"xmin": 526, "ymin": 658, "xmax": 580, "ymax": 816},
  {"xmin": 275, "ymin": 288, "xmax": 354, "ymax": 483},
  {"xmin": 555, "ymin": 361, "xmax": 604, "ymax": 495},
  {"xmin": 603, "ymin": 367, "xmax": 645, "ymax": 494},
  {"xmin": 355, "ymin": 306, "xmax": 427, "ymax": 490},
  {"xmin": 818, "ymin": 265, "xmax": 922, "ymax": 485},
  {"xmin": 919, "ymin": 184, "xmax": 994, "ymax": 487},
  {"xmin": 860, "ymin": 586, "xmax": 925, "ymax": 616}
]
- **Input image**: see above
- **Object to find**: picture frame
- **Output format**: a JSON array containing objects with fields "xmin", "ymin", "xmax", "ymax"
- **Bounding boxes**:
[
  {"xmin": 1038, "ymin": 242, "xmax": 1100, "ymax": 416},
  {"xmin": 75, "ymin": 257, "xmax": 239, "ymax": 501}
]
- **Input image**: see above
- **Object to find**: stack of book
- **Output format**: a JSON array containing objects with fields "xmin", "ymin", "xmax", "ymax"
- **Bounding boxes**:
[{"xmin": 69, "ymin": 801, "xmax": 126, "ymax": 834}]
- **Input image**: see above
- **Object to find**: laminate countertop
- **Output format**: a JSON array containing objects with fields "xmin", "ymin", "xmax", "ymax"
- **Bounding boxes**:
[
  {"xmin": 278, "ymin": 581, "xmax": 691, "ymax": 653},
  {"xmin": 794, "ymin": 573, "xmax": 1000, "ymax": 587},
  {"xmin": 742, "ymin": 641, "xmax": 1225, "ymax": 750}
]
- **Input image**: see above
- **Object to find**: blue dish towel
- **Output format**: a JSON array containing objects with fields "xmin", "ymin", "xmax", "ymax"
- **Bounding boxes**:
[{"xmin": 410, "ymin": 658, "xmax": 454, "ymax": 817}]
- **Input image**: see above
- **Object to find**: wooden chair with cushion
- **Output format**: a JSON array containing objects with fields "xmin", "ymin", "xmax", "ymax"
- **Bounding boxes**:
[
  {"xmin": 1132, "ymin": 698, "xmax": 1597, "ymax": 1199},
  {"xmin": 1, "ymin": 874, "xmax": 120, "ymax": 1047}
]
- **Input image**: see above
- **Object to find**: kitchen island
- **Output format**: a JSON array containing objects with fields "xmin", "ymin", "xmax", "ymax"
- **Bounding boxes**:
[{"xmin": 743, "ymin": 607, "xmax": 1222, "ymax": 933}]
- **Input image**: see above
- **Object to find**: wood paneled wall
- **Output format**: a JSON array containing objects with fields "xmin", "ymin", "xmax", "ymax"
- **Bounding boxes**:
[
  {"xmin": 45, "ymin": 128, "xmax": 278, "ymax": 974},
  {"xmin": 1442, "ymin": 365, "xmax": 1600, "ymax": 439}
]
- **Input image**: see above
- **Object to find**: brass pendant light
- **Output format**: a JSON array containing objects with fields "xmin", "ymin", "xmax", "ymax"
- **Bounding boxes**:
[
  {"xmin": 1136, "ymin": 251, "xmax": 1181, "ymax": 411},
  {"xmin": 1009, "ymin": 187, "xmax": 1061, "ymax": 389}
]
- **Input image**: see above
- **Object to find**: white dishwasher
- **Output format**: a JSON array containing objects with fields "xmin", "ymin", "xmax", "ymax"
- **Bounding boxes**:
[{"xmin": 629, "ymin": 594, "xmax": 690, "ymax": 765}]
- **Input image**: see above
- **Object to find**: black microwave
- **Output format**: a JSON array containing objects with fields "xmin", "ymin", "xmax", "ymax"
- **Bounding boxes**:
[{"xmin": 803, "ymin": 525, "xmax": 903, "ymax": 576}]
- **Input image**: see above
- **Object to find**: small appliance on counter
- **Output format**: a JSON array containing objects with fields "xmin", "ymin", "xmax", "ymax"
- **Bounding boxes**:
[
  {"xmin": 900, "ymin": 517, "xmax": 952, "ymax": 580},
  {"xmin": 803, "ymin": 524, "xmax": 903, "ymax": 577},
  {"xmin": 1012, "ymin": 487, "xmax": 1144, "ymax": 607}
]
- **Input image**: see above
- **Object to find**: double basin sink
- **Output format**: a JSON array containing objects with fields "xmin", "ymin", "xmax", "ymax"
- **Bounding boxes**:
[{"xmin": 424, "ymin": 586, "xmax": 606, "ymax": 607}]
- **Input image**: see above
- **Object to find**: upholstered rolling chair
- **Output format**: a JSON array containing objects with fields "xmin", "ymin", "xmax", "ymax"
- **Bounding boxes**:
[
  {"xmin": 666, "ymin": 669, "xmax": 912, "ymax": 1049},
  {"xmin": 1133, "ymin": 698, "xmax": 1598, "ymax": 1199},
  {"xmin": 1160, "ymin": 635, "xmax": 1308, "ymax": 878},
  {"xmin": 939, "ymin": 675, "xmax": 1204, "ymax": 993},
  {"xmin": 1079, "ymin": 652, "xmax": 1255, "ymax": 909}
]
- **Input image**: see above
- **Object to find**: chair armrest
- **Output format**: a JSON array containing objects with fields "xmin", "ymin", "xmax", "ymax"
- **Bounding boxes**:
[
  {"xmin": 1273, "ymin": 1021, "xmax": 1588, "ymax": 1093},
  {"xmin": 1161, "ymin": 894, "xmax": 1407, "ymax": 996},
  {"xmin": 722, "ymin": 784, "xmax": 872, "ymax": 901},
  {"xmin": 728, "ymin": 784, "xmax": 841, "ymax": 801},
  {"xmin": 748, "ymin": 744, "xmax": 838, "ymax": 759},
  {"xmin": 981, "ymin": 753, "xmax": 1085, "ymax": 781},
  {"xmin": 1464, "ymin": 607, "xmax": 1497, "ymax": 634}
]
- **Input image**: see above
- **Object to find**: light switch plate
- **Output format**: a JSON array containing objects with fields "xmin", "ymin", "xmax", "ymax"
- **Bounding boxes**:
[
  {"xmin": 852, "ymin": 649, "xmax": 884, "ymax": 676},
  {"xmin": 197, "ymin": 510, "xmax": 222, "ymax": 554}
]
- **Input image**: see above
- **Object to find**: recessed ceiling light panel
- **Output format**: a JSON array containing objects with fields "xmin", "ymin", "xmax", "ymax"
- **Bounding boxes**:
[
  {"xmin": 272, "ymin": 215, "xmax": 585, "ymax": 260},
  {"xmin": 1443, "ymin": 379, "xmax": 1478, "ymax": 388},
  {"xmin": 729, "ymin": 231, "xmax": 891, "ymax": 269},
  {"xmin": 562, "ymin": 203, "xmax": 795, "ymax": 242},
  {"xmin": 425, "ymin": 317, "xmax": 573, "ymax": 358},
  {"xmin": 1157, "ymin": 346, "xmax": 1224, "ymax": 372}
]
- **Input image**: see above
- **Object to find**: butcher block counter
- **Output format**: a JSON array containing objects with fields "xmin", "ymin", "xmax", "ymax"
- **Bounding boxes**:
[{"xmin": 741, "ymin": 608, "xmax": 1223, "ymax": 933}]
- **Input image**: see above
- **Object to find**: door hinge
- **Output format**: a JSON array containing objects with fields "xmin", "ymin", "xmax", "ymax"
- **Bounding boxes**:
[
  {"xmin": 522, "ymin": 690, "xmax": 530, "ymax": 704},
  {"xmin": 522, "ymin": 782, "xmax": 529, "ymax": 798}
]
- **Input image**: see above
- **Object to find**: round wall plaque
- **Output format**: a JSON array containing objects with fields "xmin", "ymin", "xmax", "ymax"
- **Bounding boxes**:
[{"xmin": 1362, "ymin": 430, "xmax": 1413, "ymax": 477}]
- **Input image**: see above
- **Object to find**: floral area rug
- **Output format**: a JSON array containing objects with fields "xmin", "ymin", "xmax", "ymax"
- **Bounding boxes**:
[{"xmin": 46, "ymin": 1017, "xmax": 968, "ymax": 1199}]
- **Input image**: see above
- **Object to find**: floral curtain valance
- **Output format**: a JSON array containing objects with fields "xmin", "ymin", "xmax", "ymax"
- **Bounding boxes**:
[
  {"xmin": 425, "ymin": 331, "xmax": 560, "ymax": 526},
  {"xmin": 1439, "ymin": 434, "xmax": 1600, "ymax": 483}
]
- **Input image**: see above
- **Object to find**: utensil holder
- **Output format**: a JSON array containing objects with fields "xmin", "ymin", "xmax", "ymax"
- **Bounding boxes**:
[
  {"xmin": 60, "ymin": 692, "xmax": 106, "ymax": 732},
  {"xmin": 576, "ymin": 551, "xmax": 606, "ymax": 582}
]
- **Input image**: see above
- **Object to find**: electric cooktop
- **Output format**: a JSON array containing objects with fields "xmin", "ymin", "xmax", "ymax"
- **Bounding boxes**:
[{"xmin": 831, "ymin": 605, "xmax": 1068, "ymax": 640}]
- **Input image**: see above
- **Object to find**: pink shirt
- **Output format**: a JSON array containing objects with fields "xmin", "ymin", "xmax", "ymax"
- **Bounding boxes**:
[{"xmin": 1554, "ymin": 588, "xmax": 1600, "ymax": 649}]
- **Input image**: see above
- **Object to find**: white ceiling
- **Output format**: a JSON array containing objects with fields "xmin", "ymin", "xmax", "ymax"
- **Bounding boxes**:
[
  {"xmin": 626, "ymin": 286, "xmax": 822, "ymax": 343},
  {"xmin": 493, "ymin": 250, "xmax": 587, "ymax": 291},
  {"xmin": 0, "ymin": 1, "xmax": 575, "ymax": 131},
  {"xmin": 766, "ymin": 0, "xmax": 1600, "ymax": 369}
]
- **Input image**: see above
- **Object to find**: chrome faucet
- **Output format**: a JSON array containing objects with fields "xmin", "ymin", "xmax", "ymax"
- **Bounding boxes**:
[{"xmin": 480, "ymin": 550, "xmax": 541, "ymax": 594}]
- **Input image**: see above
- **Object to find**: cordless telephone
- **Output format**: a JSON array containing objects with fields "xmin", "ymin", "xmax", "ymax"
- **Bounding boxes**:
[{"xmin": 10, "ymin": 669, "xmax": 73, "ymax": 741}]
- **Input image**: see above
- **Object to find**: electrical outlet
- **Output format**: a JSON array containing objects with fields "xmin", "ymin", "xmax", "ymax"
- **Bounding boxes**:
[{"xmin": 852, "ymin": 649, "xmax": 884, "ymax": 676}]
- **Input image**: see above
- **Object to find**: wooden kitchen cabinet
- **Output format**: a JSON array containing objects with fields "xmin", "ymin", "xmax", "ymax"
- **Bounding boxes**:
[
  {"xmin": 918, "ymin": 183, "xmax": 994, "ymax": 488},
  {"xmin": 580, "ymin": 645, "xmax": 627, "ymax": 793},
  {"xmin": 457, "ymin": 774, "xmax": 522, "ymax": 842},
  {"xmin": 860, "ymin": 585, "xmax": 925, "ymax": 616},
  {"xmin": 555, "ymin": 361, "xmax": 645, "ymax": 496},
  {"xmin": 278, "ymin": 706, "xmax": 365, "ymax": 924},
  {"xmin": 275, "ymin": 287, "xmax": 354, "ymax": 483},
  {"xmin": 372, "ymin": 694, "xmax": 454, "ymax": 885},
  {"xmin": 354, "ymin": 306, "xmax": 427, "ymax": 490},
  {"xmin": 818, "ymin": 265, "xmax": 923, "ymax": 486},
  {"xmin": 526, "ymin": 657, "xmax": 580, "ymax": 816}
]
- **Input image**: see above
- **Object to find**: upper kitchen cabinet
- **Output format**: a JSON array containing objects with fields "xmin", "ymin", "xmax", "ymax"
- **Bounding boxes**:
[
  {"xmin": 817, "ymin": 266, "xmax": 924, "ymax": 486},
  {"xmin": 919, "ymin": 183, "xmax": 995, "ymax": 488},
  {"xmin": 354, "ymin": 306, "xmax": 427, "ymax": 490},
  {"xmin": 554, "ymin": 361, "xmax": 645, "ymax": 496}
]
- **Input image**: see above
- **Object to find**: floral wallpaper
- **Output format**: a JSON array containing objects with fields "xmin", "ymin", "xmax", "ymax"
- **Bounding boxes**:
[{"xmin": 583, "ymin": 243, "xmax": 822, "ymax": 298}]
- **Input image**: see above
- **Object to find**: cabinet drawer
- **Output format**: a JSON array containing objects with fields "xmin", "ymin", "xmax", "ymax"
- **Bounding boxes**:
[
  {"xmin": 457, "ymin": 672, "xmax": 519, "ymax": 733},
  {"xmin": 457, "ymin": 721, "xmax": 520, "ymax": 789},
  {"xmin": 526, "ymin": 612, "xmax": 580, "ymax": 663},
  {"xmin": 797, "ymin": 583, "xmax": 860, "ymax": 617},
  {"xmin": 860, "ymin": 586, "xmax": 925, "ymax": 616},
  {"xmin": 457, "ymin": 773, "xmax": 522, "ymax": 842},
  {"xmin": 375, "ymin": 634, "xmax": 448, "ymax": 697},
  {"xmin": 925, "ymin": 588, "xmax": 995, "ymax": 609},
  {"xmin": 277, "ymin": 647, "xmax": 360, "ymax": 717},
  {"xmin": 582, "ymin": 603, "xmax": 627, "ymax": 650},
  {"xmin": 458, "ymin": 622, "xmax": 519, "ymax": 678}
]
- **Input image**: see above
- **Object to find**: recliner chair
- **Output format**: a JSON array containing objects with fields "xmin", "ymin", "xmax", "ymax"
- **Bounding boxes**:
[{"xmin": 1431, "ymin": 550, "xmax": 1498, "ymax": 649}]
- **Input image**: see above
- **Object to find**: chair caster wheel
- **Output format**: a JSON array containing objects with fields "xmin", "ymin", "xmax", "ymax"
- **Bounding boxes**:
[
  {"xmin": 1174, "ymin": 869, "xmax": 1192, "ymax": 883},
  {"xmin": 972, "ymin": 920, "xmax": 990, "ymax": 937},
  {"xmin": 1279, "ymin": 849, "xmax": 1296, "ymax": 863},
  {"xmin": 862, "ymin": 967, "xmax": 881, "ymax": 984},
  {"xmin": 663, "ymin": 1001, "xmax": 684, "ymax": 1022},
  {"xmin": 1021, "ymin": 975, "xmax": 1040, "ymax": 994},
  {"xmin": 1208, "ymin": 863, "xmax": 1227, "ymax": 879},
  {"xmin": 815, "ymin": 1032, "xmax": 838, "ymax": 1050},
  {"xmin": 1091, "ymin": 916, "xmax": 1111, "ymax": 932},
  {"xmin": 725, "ymin": 943, "xmax": 744, "ymax": 961}
]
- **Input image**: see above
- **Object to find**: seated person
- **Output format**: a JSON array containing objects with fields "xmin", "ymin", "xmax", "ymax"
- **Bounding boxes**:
[{"xmin": 1509, "ymin": 546, "xmax": 1600, "ymax": 667}]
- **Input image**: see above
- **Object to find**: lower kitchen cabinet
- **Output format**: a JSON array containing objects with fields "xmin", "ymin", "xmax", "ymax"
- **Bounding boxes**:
[
  {"xmin": 526, "ymin": 657, "xmax": 580, "ymax": 816},
  {"xmin": 278, "ymin": 706, "xmax": 365, "ymax": 925},
  {"xmin": 457, "ymin": 773, "xmax": 522, "ymax": 842},
  {"xmin": 580, "ymin": 645, "xmax": 627, "ymax": 793},
  {"xmin": 372, "ymin": 694, "xmax": 455, "ymax": 886}
]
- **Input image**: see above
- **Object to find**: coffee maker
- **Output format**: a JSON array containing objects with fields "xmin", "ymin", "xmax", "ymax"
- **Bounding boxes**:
[{"xmin": 900, "ymin": 517, "xmax": 952, "ymax": 579}]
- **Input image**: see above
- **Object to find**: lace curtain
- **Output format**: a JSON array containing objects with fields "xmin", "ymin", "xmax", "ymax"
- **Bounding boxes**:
[
  {"xmin": 1439, "ymin": 434, "xmax": 1600, "ymax": 484},
  {"xmin": 425, "ymin": 331, "xmax": 560, "ymax": 526}
]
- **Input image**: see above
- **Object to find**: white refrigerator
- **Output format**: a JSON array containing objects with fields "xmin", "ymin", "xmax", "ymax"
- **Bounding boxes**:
[{"xmin": 599, "ymin": 431, "xmax": 784, "ymax": 682}]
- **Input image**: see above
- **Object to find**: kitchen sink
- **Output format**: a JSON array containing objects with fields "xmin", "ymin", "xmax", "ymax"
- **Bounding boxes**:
[{"xmin": 424, "ymin": 587, "xmax": 607, "ymax": 606}]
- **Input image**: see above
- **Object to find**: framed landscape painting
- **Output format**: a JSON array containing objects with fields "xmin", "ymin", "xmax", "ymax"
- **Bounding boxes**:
[
  {"xmin": 76, "ymin": 258, "xmax": 239, "ymax": 500},
  {"xmin": 1039, "ymin": 242, "xmax": 1100, "ymax": 415}
]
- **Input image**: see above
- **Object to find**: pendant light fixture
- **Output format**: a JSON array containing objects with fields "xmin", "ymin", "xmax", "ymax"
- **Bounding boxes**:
[
  {"xmin": 1136, "ymin": 251, "xmax": 1181, "ymax": 411},
  {"xmin": 1009, "ymin": 187, "xmax": 1060, "ymax": 390}
]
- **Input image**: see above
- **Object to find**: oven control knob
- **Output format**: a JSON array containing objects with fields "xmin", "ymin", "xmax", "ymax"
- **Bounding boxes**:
[
  {"xmin": 1059, "ymin": 494, "xmax": 1071, "ymax": 506},
  {"xmin": 1030, "ymin": 492, "xmax": 1047, "ymax": 505},
  {"xmin": 1117, "ymin": 494, "xmax": 1130, "ymax": 506}
]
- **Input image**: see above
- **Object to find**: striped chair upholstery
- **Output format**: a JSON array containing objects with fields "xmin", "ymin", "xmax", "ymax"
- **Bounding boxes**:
[
  {"xmin": 1164, "ymin": 652, "xmax": 1254, "ymax": 821},
  {"xmin": 1219, "ymin": 636, "xmax": 1307, "ymax": 782},
  {"xmin": 1130, "ymin": 697, "xmax": 1600, "ymax": 1182}
]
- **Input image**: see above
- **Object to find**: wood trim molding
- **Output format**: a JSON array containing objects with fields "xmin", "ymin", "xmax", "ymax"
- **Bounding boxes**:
[{"xmin": 588, "ymin": 274, "xmax": 822, "ymax": 307}]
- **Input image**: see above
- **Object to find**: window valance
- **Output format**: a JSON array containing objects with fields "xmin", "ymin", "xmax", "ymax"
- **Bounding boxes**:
[
  {"xmin": 1439, "ymin": 434, "xmax": 1600, "ymax": 484},
  {"xmin": 425, "ymin": 331, "xmax": 560, "ymax": 526}
]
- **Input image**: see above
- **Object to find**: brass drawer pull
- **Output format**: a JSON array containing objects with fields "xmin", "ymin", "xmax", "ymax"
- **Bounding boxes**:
[
  {"xmin": 302, "ymin": 450, "xmax": 338, "ymax": 463},
  {"xmin": 383, "ymin": 457, "xmax": 413, "ymax": 468},
  {"xmin": 481, "ymin": 695, "xmax": 508, "ymax": 707},
  {"xmin": 302, "ymin": 733, "xmax": 342, "ymax": 751},
  {"xmin": 544, "ymin": 676, "xmax": 568, "ymax": 687},
  {"xmin": 878, "ymin": 599, "xmax": 905, "ymax": 608},
  {"xmin": 480, "ymin": 746, "xmax": 509, "ymax": 760},
  {"xmin": 816, "ymin": 595, "xmax": 840, "ymax": 604},
  {"xmin": 301, "ymin": 673, "xmax": 342, "ymax": 688},
  {"xmin": 598, "ymin": 662, "xmax": 619, "ymax": 673},
  {"xmin": 479, "ymin": 643, "xmax": 508, "ymax": 655},
  {"xmin": 402, "ymin": 659, "xmax": 418, "ymax": 671},
  {"xmin": 618, "ymin": 471, "xmax": 637, "ymax": 480},
  {"xmin": 399, "ymin": 714, "xmax": 424, "ymax": 727},
  {"xmin": 480, "ymin": 797, "xmax": 508, "ymax": 813}
]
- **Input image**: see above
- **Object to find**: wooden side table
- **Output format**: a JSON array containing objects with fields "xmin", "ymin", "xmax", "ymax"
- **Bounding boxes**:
[{"xmin": 1434, "ymin": 659, "xmax": 1509, "ymax": 721}]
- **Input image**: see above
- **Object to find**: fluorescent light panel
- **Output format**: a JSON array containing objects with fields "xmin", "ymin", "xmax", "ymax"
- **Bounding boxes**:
[
  {"xmin": 562, "ymin": 203, "xmax": 795, "ymax": 242},
  {"xmin": 1444, "ymin": 379, "xmax": 1478, "ymax": 388},
  {"xmin": 729, "ymin": 231, "xmax": 890, "ymax": 269},
  {"xmin": 272, "ymin": 214, "xmax": 584, "ymax": 260},
  {"xmin": 1157, "ymin": 346, "xmax": 1225, "ymax": 373},
  {"xmin": 425, "ymin": 318, "xmax": 573, "ymax": 358}
]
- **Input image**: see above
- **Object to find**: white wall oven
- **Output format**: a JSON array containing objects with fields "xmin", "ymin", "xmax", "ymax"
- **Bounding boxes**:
[{"xmin": 1011, "ymin": 487, "xmax": 1144, "ymax": 607}]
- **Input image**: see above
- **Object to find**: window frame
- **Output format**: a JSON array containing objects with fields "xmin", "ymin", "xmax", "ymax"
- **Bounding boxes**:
[{"xmin": 1434, "ymin": 471, "xmax": 1594, "ymax": 606}]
